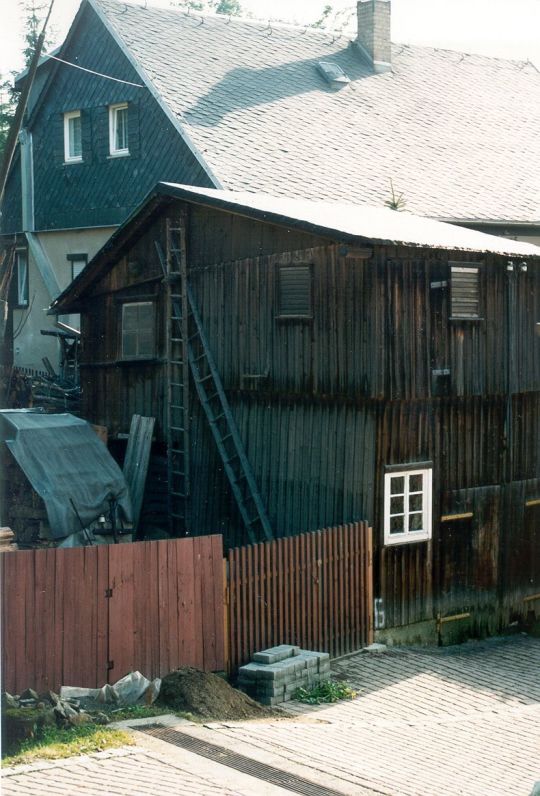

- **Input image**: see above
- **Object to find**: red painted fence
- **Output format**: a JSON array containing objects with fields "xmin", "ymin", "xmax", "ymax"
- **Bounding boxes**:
[
  {"xmin": 1, "ymin": 536, "xmax": 225, "ymax": 694},
  {"xmin": 1, "ymin": 525, "xmax": 373, "ymax": 693}
]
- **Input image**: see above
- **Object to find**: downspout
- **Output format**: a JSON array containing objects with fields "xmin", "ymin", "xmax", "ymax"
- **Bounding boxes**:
[{"xmin": 498, "ymin": 260, "xmax": 523, "ymax": 623}]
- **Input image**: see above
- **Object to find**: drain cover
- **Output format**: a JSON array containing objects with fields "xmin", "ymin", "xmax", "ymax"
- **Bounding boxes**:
[{"xmin": 140, "ymin": 726, "xmax": 347, "ymax": 796}]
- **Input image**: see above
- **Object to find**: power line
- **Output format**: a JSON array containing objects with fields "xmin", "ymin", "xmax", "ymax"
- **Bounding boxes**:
[{"xmin": 47, "ymin": 55, "xmax": 145, "ymax": 88}]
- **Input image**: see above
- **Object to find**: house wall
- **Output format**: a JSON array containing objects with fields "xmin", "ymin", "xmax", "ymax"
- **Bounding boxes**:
[
  {"xmin": 12, "ymin": 227, "xmax": 113, "ymax": 370},
  {"xmin": 76, "ymin": 201, "xmax": 540, "ymax": 640},
  {"xmin": 1, "ymin": 2, "xmax": 215, "ymax": 370},
  {"xmin": 9, "ymin": 3, "xmax": 213, "ymax": 234}
]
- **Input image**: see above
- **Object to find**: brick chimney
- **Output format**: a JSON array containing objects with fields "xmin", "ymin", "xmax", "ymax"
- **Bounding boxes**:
[{"xmin": 356, "ymin": 0, "xmax": 392, "ymax": 73}]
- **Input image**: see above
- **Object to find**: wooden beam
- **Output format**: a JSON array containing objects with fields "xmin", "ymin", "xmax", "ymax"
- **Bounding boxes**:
[{"xmin": 440, "ymin": 512, "xmax": 473, "ymax": 522}]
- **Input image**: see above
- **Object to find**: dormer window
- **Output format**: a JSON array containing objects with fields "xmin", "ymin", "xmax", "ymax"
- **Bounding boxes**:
[
  {"xmin": 109, "ymin": 103, "xmax": 129, "ymax": 156},
  {"xmin": 64, "ymin": 110, "xmax": 82, "ymax": 162}
]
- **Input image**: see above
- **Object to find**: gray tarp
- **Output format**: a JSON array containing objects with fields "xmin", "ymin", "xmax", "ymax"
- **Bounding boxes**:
[{"xmin": 0, "ymin": 410, "xmax": 132, "ymax": 539}]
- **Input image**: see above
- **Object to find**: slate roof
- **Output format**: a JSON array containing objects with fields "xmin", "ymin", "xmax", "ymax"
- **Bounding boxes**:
[{"xmin": 86, "ymin": 0, "xmax": 540, "ymax": 224}]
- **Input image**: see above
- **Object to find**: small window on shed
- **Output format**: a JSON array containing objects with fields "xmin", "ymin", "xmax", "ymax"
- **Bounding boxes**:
[
  {"xmin": 450, "ymin": 264, "xmax": 481, "ymax": 319},
  {"xmin": 384, "ymin": 465, "xmax": 432, "ymax": 546},
  {"xmin": 121, "ymin": 302, "xmax": 154, "ymax": 359},
  {"xmin": 277, "ymin": 265, "xmax": 312, "ymax": 319}
]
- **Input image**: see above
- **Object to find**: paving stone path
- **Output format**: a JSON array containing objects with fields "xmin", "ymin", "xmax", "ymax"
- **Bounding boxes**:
[{"xmin": 2, "ymin": 635, "xmax": 539, "ymax": 795}]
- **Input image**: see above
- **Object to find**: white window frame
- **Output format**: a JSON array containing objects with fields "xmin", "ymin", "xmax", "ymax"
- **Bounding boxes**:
[
  {"xmin": 109, "ymin": 103, "xmax": 129, "ymax": 156},
  {"xmin": 15, "ymin": 249, "xmax": 29, "ymax": 307},
  {"xmin": 383, "ymin": 466, "xmax": 432, "ymax": 546},
  {"xmin": 121, "ymin": 301, "xmax": 154, "ymax": 360},
  {"xmin": 64, "ymin": 110, "xmax": 82, "ymax": 163},
  {"xmin": 67, "ymin": 255, "xmax": 87, "ymax": 281}
]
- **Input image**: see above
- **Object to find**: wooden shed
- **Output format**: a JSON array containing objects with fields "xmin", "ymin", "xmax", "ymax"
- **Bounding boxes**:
[{"xmin": 51, "ymin": 184, "xmax": 540, "ymax": 644}]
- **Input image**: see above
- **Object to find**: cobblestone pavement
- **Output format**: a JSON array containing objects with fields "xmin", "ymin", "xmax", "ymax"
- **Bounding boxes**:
[
  {"xmin": 190, "ymin": 635, "xmax": 540, "ymax": 796},
  {"xmin": 1, "ymin": 744, "xmax": 294, "ymax": 796},
  {"xmin": 2, "ymin": 635, "xmax": 539, "ymax": 795}
]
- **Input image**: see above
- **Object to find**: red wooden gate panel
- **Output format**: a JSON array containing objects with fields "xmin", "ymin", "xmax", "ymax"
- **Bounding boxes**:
[
  {"xmin": 1, "ymin": 536, "xmax": 225, "ymax": 695},
  {"xmin": 1, "ymin": 546, "xmax": 107, "ymax": 694}
]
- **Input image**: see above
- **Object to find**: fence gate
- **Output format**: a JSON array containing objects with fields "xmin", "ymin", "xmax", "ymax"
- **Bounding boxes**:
[
  {"xmin": 227, "ymin": 522, "xmax": 373, "ymax": 671},
  {"xmin": 1, "ymin": 536, "xmax": 225, "ymax": 695}
]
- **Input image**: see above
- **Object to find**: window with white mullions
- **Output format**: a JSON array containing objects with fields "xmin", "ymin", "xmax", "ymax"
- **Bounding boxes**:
[
  {"xmin": 121, "ymin": 302, "xmax": 154, "ymax": 360},
  {"xmin": 109, "ymin": 103, "xmax": 129, "ymax": 156},
  {"xmin": 64, "ymin": 110, "xmax": 82, "ymax": 162},
  {"xmin": 384, "ymin": 467, "xmax": 432, "ymax": 545}
]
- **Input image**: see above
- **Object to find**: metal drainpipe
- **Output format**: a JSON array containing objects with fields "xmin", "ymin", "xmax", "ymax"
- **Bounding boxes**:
[{"xmin": 497, "ymin": 260, "xmax": 522, "ymax": 620}]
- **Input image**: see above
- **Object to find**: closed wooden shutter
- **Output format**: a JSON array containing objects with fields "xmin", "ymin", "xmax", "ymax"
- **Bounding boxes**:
[
  {"xmin": 450, "ymin": 265, "xmax": 480, "ymax": 319},
  {"xmin": 278, "ymin": 265, "xmax": 312, "ymax": 317}
]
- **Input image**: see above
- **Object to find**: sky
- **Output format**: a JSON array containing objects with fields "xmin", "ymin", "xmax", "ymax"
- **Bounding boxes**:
[{"xmin": 1, "ymin": 0, "xmax": 540, "ymax": 76}]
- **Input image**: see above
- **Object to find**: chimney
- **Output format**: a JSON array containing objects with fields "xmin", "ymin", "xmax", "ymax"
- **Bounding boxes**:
[{"xmin": 356, "ymin": 0, "xmax": 392, "ymax": 73}]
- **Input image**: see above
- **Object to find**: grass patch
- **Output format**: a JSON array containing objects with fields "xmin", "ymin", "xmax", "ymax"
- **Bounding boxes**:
[
  {"xmin": 2, "ymin": 725, "xmax": 134, "ymax": 768},
  {"xmin": 293, "ymin": 679, "xmax": 358, "ymax": 705},
  {"xmin": 106, "ymin": 705, "xmax": 171, "ymax": 722},
  {"xmin": 107, "ymin": 704, "xmax": 197, "ymax": 723}
]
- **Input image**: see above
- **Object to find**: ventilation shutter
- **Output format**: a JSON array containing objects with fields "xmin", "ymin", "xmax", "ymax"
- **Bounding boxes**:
[
  {"xmin": 450, "ymin": 265, "xmax": 480, "ymax": 319},
  {"xmin": 278, "ymin": 265, "xmax": 312, "ymax": 317}
]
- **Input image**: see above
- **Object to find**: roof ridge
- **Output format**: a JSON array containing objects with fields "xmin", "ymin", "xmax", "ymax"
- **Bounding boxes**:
[{"xmin": 94, "ymin": 0, "xmax": 536, "ymax": 68}]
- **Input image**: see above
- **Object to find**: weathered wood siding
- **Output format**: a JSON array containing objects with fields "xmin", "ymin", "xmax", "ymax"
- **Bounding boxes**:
[{"xmin": 76, "ymin": 201, "xmax": 540, "ymax": 635}]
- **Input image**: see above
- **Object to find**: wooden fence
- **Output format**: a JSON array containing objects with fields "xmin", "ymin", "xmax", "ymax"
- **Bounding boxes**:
[
  {"xmin": 1, "ymin": 524, "xmax": 373, "ymax": 693},
  {"xmin": 1, "ymin": 536, "xmax": 225, "ymax": 694},
  {"xmin": 227, "ymin": 522, "xmax": 373, "ymax": 671}
]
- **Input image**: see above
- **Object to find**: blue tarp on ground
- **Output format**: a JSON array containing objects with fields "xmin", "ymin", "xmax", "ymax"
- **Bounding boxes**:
[{"xmin": 0, "ymin": 410, "xmax": 132, "ymax": 539}]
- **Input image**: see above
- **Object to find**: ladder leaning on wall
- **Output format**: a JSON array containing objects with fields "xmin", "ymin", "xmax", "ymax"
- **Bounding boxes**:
[{"xmin": 157, "ymin": 219, "xmax": 273, "ymax": 544}]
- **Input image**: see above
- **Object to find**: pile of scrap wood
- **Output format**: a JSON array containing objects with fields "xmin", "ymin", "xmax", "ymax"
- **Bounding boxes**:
[
  {"xmin": 30, "ymin": 369, "xmax": 80, "ymax": 412},
  {"xmin": 0, "ymin": 528, "xmax": 18, "ymax": 552}
]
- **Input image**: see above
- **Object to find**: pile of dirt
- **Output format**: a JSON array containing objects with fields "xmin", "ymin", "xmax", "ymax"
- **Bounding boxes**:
[{"xmin": 157, "ymin": 668, "xmax": 277, "ymax": 721}]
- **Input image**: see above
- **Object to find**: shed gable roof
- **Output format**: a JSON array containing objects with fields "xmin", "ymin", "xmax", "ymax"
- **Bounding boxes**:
[
  {"xmin": 50, "ymin": 183, "xmax": 540, "ymax": 315},
  {"xmin": 88, "ymin": 0, "xmax": 540, "ymax": 224}
]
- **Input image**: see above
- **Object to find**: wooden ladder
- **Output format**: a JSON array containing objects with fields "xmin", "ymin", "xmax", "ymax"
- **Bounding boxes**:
[
  {"xmin": 165, "ymin": 217, "xmax": 191, "ymax": 535},
  {"xmin": 156, "ymin": 228, "xmax": 273, "ymax": 544}
]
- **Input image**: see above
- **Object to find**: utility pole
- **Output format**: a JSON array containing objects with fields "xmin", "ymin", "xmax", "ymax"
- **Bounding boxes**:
[{"xmin": 0, "ymin": 0, "xmax": 56, "ymax": 208}]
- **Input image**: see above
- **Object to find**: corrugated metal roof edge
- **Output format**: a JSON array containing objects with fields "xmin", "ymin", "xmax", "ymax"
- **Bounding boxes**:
[
  {"xmin": 157, "ymin": 184, "xmax": 540, "ymax": 257},
  {"xmin": 50, "ymin": 182, "xmax": 540, "ymax": 315}
]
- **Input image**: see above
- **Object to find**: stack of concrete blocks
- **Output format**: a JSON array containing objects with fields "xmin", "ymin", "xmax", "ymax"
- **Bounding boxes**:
[{"xmin": 238, "ymin": 644, "xmax": 331, "ymax": 706}]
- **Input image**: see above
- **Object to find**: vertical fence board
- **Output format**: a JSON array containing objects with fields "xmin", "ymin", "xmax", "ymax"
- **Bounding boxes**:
[
  {"xmin": 176, "ymin": 537, "xmax": 197, "ymax": 668},
  {"xmin": 228, "ymin": 523, "xmax": 373, "ymax": 670}
]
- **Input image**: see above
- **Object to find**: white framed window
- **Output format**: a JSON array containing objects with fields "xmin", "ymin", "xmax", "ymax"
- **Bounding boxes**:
[
  {"xmin": 384, "ymin": 466, "xmax": 432, "ymax": 546},
  {"xmin": 15, "ymin": 249, "xmax": 29, "ymax": 307},
  {"xmin": 64, "ymin": 110, "xmax": 82, "ymax": 162},
  {"xmin": 121, "ymin": 302, "xmax": 154, "ymax": 360},
  {"xmin": 109, "ymin": 103, "xmax": 129, "ymax": 156}
]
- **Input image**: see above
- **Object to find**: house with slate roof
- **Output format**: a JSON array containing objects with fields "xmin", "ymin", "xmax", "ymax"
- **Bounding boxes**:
[{"xmin": 1, "ymin": 0, "xmax": 539, "ymax": 372}]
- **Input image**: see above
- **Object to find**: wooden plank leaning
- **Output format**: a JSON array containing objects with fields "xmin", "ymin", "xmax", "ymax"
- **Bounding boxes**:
[{"xmin": 123, "ymin": 414, "xmax": 155, "ymax": 535}]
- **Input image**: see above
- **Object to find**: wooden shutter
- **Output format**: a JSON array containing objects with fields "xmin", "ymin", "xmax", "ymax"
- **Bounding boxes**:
[
  {"xmin": 450, "ymin": 265, "xmax": 480, "ymax": 319},
  {"xmin": 278, "ymin": 265, "xmax": 312, "ymax": 318}
]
